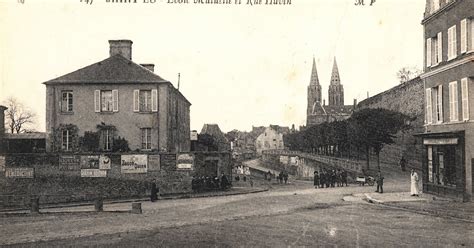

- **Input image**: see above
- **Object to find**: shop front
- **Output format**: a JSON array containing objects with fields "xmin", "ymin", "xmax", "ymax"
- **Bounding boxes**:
[{"xmin": 420, "ymin": 131, "xmax": 466, "ymax": 201}]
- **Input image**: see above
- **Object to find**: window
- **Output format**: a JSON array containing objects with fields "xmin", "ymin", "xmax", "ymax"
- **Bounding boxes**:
[
  {"xmin": 426, "ymin": 33, "xmax": 442, "ymax": 67},
  {"xmin": 101, "ymin": 90, "xmax": 113, "ymax": 112},
  {"xmin": 141, "ymin": 128, "xmax": 152, "ymax": 150},
  {"xmin": 461, "ymin": 78, "xmax": 469, "ymax": 120},
  {"xmin": 449, "ymin": 81, "xmax": 458, "ymax": 121},
  {"xmin": 139, "ymin": 90, "xmax": 152, "ymax": 112},
  {"xmin": 134, "ymin": 89, "xmax": 158, "ymax": 112},
  {"xmin": 62, "ymin": 129, "xmax": 72, "ymax": 151},
  {"xmin": 61, "ymin": 91, "xmax": 73, "ymax": 112},
  {"xmin": 101, "ymin": 129, "xmax": 114, "ymax": 151},
  {"xmin": 433, "ymin": 85, "xmax": 443, "ymax": 123},
  {"xmin": 95, "ymin": 89, "xmax": 118, "ymax": 113},
  {"xmin": 429, "ymin": 145, "xmax": 457, "ymax": 187},
  {"xmin": 426, "ymin": 88, "xmax": 432, "ymax": 124},
  {"xmin": 447, "ymin": 25, "xmax": 457, "ymax": 60}
]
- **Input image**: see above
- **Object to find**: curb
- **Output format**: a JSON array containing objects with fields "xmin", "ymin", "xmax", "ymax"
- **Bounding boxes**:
[
  {"xmin": 363, "ymin": 194, "xmax": 474, "ymax": 223},
  {"xmin": 0, "ymin": 187, "xmax": 269, "ymax": 214}
]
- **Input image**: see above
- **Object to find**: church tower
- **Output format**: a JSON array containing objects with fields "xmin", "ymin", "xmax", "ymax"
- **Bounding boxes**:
[
  {"xmin": 328, "ymin": 57, "xmax": 344, "ymax": 106},
  {"xmin": 307, "ymin": 57, "xmax": 322, "ymax": 116}
]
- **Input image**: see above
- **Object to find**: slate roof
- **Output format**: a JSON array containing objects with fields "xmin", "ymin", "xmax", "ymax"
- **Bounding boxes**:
[{"xmin": 43, "ymin": 54, "xmax": 168, "ymax": 84}]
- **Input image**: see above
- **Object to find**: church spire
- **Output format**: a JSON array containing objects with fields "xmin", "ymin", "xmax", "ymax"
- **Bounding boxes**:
[
  {"xmin": 310, "ymin": 57, "xmax": 320, "ymax": 86},
  {"xmin": 330, "ymin": 57, "xmax": 340, "ymax": 85}
]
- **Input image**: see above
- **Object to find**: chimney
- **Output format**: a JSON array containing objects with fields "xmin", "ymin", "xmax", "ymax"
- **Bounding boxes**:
[
  {"xmin": 353, "ymin": 99, "xmax": 357, "ymax": 107},
  {"xmin": 0, "ymin": 105, "xmax": 7, "ymax": 136},
  {"xmin": 109, "ymin": 40, "xmax": 133, "ymax": 60},
  {"xmin": 140, "ymin": 64, "xmax": 155, "ymax": 72}
]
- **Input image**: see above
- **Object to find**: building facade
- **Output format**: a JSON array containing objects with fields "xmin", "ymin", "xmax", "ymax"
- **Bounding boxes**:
[
  {"xmin": 419, "ymin": 0, "xmax": 474, "ymax": 201},
  {"xmin": 44, "ymin": 40, "xmax": 191, "ymax": 153},
  {"xmin": 255, "ymin": 126, "xmax": 285, "ymax": 155},
  {"xmin": 306, "ymin": 58, "xmax": 355, "ymax": 126}
]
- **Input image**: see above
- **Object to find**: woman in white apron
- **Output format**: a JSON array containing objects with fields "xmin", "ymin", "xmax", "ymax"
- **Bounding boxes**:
[{"xmin": 411, "ymin": 169, "xmax": 420, "ymax": 196}]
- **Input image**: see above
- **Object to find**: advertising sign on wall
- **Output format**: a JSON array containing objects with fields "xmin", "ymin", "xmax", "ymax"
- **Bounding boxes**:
[
  {"xmin": 177, "ymin": 153, "xmax": 194, "ymax": 170},
  {"xmin": 59, "ymin": 155, "xmax": 81, "ymax": 171},
  {"xmin": 0, "ymin": 156, "xmax": 5, "ymax": 172},
  {"xmin": 279, "ymin": 155, "xmax": 289, "ymax": 164},
  {"xmin": 121, "ymin": 155, "xmax": 148, "ymax": 173},
  {"xmin": 99, "ymin": 155, "xmax": 111, "ymax": 170},
  {"xmin": 148, "ymin": 155, "xmax": 160, "ymax": 172},
  {"xmin": 81, "ymin": 169, "xmax": 107, "ymax": 178},
  {"xmin": 5, "ymin": 167, "xmax": 34, "ymax": 178},
  {"xmin": 160, "ymin": 154, "xmax": 176, "ymax": 170},
  {"xmin": 80, "ymin": 155, "xmax": 100, "ymax": 169}
]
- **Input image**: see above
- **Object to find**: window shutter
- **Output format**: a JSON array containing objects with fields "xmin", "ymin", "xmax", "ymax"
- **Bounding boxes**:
[
  {"xmin": 453, "ymin": 81, "xmax": 458, "ymax": 121},
  {"xmin": 112, "ymin": 89, "xmax": 119, "ymax": 112},
  {"xmin": 461, "ymin": 19, "xmax": 467, "ymax": 53},
  {"xmin": 426, "ymin": 38, "xmax": 432, "ymax": 67},
  {"xmin": 461, "ymin": 78, "xmax": 469, "ymax": 120},
  {"xmin": 151, "ymin": 89, "xmax": 158, "ymax": 112},
  {"xmin": 94, "ymin": 90, "xmax": 100, "ymax": 113},
  {"xmin": 426, "ymin": 88, "xmax": 432, "ymax": 124},
  {"xmin": 437, "ymin": 85, "xmax": 443, "ymax": 123},
  {"xmin": 133, "ymin": 89, "xmax": 140, "ymax": 112},
  {"xmin": 437, "ymin": 32, "xmax": 442, "ymax": 63},
  {"xmin": 452, "ymin": 26, "xmax": 457, "ymax": 58}
]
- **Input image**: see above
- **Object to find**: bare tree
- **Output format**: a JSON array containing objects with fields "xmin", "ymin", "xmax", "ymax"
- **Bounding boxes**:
[
  {"xmin": 4, "ymin": 97, "xmax": 36, "ymax": 133},
  {"xmin": 396, "ymin": 67, "xmax": 421, "ymax": 84}
]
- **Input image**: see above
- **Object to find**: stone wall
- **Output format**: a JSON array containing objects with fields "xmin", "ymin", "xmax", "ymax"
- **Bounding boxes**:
[
  {"xmin": 357, "ymin": 77, "xmax": 424, "ymax": 169},
  {"xmin": 0, "ymin": 151, "xmax": 231, "ymax": 208}
]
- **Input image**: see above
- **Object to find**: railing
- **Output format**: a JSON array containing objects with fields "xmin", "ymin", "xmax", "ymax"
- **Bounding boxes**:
[{"xmin": 262, "ymin": 149, "xmax": 364, "ymax": 173}]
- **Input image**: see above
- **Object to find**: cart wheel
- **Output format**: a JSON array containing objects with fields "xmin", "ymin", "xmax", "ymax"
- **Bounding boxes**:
[{"xmin": 368, "ymin": 181, "xmax": 375, "ymax": 186}]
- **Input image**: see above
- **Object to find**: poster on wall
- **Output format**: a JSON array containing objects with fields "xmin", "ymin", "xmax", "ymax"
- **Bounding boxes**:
[
  {"xmin": 160, "ymin": 154, "xmax": 176, "ymax": 170},
  {"xmin": 5, "ymin": 168, "xmax": 34, "ymax": 178},
  {"xmin": 148, "ymin": 155, "xmax": 160, "ymax": 172},
  {"xmin": 99, "ymin": 155, "xmax": 112, "ymax": 170},
  {"xmin": 80, "ymin": 155, "xmax": 100, "ymax": 169},
  {"xmin": 59, "ymin": 155, "xmax": 81, "ymax": 171},
  {"xmin": 0, "ymin": 156, "xmax": 5, "ymax": 172},
  {"xmin": 177, "ymin": 154, "xmax": 194, "ymax": 170},
  {"xmin": 279, "ymin": 156, "xmax": 289, "ymax": 164},
  {"xmin": 81, "ymin": 169, "xmax": 107, "ymax": 178},
  {"xmin": 121, "ymin": 155, "xmax": 148, "ymax": 174}
]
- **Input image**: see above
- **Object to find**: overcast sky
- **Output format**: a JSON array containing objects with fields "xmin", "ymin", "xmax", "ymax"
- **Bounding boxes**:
[{"xmin": 0, "ymin": 0, "xmax": 425, "ymax": 133}]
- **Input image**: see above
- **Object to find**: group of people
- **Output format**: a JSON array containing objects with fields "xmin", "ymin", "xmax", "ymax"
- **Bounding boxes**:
[
  {"xmin": 313, "ymin": 169, "xmax": 348, "ymax": 188},
  {"xmin": 277, "ymin": 171, "xmax": 289, "ymax": 184},
  {"xmin": 191, "ymin": 173, "xmax": 231, "ymax": 192}
]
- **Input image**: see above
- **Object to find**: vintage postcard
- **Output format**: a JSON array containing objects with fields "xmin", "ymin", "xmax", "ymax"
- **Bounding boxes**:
[{"xmin": 0, "ymin": 0, "xmax": 473, "ymax": 247}]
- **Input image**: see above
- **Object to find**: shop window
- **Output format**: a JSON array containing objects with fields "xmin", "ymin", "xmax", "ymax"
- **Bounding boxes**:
[{"xmin": 429, "ymin": 145, "xmax": 457, "ymax": 187}]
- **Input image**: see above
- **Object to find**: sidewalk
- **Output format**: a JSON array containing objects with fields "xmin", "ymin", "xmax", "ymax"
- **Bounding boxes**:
[
  {"xmin": 0, "ymin": 186, "xmax": 268, "ymax": 214},
  {"xmin": 364, "ymin": 192, "xmax": 474, "ymax": 222}
]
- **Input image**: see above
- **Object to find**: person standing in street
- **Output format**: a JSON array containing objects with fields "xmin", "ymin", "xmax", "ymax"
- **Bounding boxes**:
[
  {"xmin": 411, "ymin": 169, "xmax": 420, "ymax": 196},
  {"xmin": 150, "ymin": 180, "xmax": 159, "ymax": 202},
  {"xmin": 375, "ymin": 171, "xmax": 384, "ymax": 193},
  {"xmin": 313, "ymin": 171, "xmax": 320, "ymax": 189}
]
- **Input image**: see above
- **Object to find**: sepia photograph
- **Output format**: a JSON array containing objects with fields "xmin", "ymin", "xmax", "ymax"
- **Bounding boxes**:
[{"xmin": 0, "ymin": 0, "xmax": 473, "ymax": 246}]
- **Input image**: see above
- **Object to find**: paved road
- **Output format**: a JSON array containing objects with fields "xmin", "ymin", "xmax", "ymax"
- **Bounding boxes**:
[{"xmin": 1, "ymin": 179, "xmax": 473, "ymax": 247}]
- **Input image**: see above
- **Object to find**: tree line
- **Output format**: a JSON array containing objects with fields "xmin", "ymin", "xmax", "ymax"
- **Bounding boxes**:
[{"xmin": 284, "ymin": 108, "xmax": 412, "ymax": 171}]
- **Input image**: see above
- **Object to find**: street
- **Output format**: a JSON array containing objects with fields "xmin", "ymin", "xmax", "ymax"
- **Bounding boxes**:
[{"xmin": 1, "ymin": 176, "xmax": 473, "ymax": 247}]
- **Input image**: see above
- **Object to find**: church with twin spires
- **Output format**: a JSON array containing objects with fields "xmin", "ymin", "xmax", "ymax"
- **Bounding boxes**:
[{"xmin": 306, "ymin": 57, "xmax": 355, "ymax": 126}]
